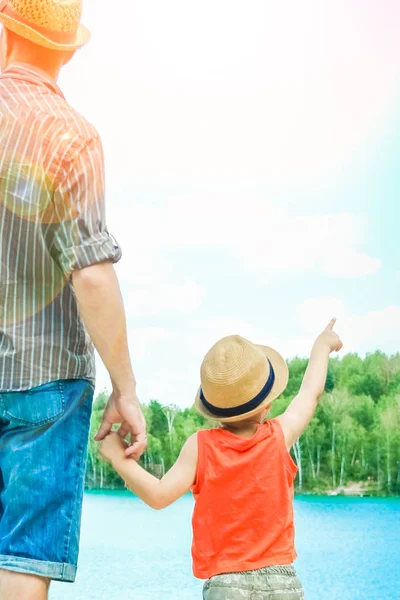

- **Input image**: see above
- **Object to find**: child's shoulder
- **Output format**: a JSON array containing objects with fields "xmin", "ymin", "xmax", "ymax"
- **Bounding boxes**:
[
  {"xmin": 182, "ymin": 429, "xmax": 217, "ymax": 449},
  {"xmin": 189, "ymin": 427, "xmax": 221, "ymax": 445},
  {"xmin": 196, "ymin": 427, "xmax": 221, "ymax": 437},
  {"xmin": 180, "ymin": 429, "xmax": 219, "ymax": 465}
]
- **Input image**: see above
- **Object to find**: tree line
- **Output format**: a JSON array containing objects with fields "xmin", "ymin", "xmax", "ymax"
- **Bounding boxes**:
[{"xmin": 86, "ymin": 351, "xmax": 400, "ymax": 496}]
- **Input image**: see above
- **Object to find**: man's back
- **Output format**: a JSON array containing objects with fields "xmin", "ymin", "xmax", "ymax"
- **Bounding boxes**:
[
  {"xmin": 0, "ymin": 4, "xmax": 146, "ymax": 597},
  {"xmin": 0, "ymin": 62, "xmax": 121, "ymax": 391}
]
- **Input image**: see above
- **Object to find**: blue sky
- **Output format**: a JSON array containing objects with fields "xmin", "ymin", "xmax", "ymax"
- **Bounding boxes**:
[{"xmin": 60, "ymin": 0, "xmax": 400, "ymax": 406}]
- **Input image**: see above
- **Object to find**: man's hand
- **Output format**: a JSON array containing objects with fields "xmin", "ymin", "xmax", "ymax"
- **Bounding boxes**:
[
  {"xmin": 99, "ymin": 432, "xmax": 128, "ymax": 466},
  {"xmin": 314, "ymin": 318, "xmax": 343, "ymax": 354},
  {"xmin": 72, "ymin": 263, "xmax": 147, "ymax": 459},
  {"xmin": 95, "ymin": 389, "xmax": 147, "ymax": 460}
]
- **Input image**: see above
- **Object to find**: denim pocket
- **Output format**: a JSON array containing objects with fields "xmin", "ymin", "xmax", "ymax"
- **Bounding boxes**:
[{"xmin": 0, "ymin": 380, "xmax": 65, "ymax": 426}]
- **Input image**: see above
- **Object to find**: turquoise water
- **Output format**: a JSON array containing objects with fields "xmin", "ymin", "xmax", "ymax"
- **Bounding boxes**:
[{"xmin": 51, "ymin": 492, "xmax": 400, "ymax": 600}]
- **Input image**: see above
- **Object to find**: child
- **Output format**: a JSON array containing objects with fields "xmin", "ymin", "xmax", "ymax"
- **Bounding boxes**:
[{"xmin": 100, "ymin": 319, "xmax": 342, "ymax": 599}]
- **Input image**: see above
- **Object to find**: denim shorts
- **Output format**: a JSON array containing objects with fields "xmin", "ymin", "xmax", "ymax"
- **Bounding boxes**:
[
  {"xmin": 203, "ymin": 565, "xmax": 305, "ymax": 600},
  {"xmin": 0, "ymin": 379, "xmax": 94, "ymax": 583}
]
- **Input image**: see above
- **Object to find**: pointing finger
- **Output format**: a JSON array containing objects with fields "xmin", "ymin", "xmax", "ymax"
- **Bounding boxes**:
[{"xmin": 326, "ymin": 318, "xmax": 336, "ymax": 331}]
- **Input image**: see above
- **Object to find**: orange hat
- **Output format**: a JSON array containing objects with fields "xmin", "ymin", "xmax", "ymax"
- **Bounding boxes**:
[{"xmin": 0, "ymin": 0, "xmax": 90, "ymax": 51}]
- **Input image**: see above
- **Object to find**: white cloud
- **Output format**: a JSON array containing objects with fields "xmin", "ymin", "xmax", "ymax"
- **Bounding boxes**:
[
  {"xmin": 297, "ymin": 297, "xmax": 346, "ymax": 329},
  {"xmin": 114, "ymin": 250, "xmax": 171, "ymax": 288},
  {"xmin": 296, "ymin": 298, "xmax": 400, "ymax": 355},
  {"xmin": 235, "ymin": 213, "xmax": 381, "ymax": 279},
  {"xmin": 127, "ymin": 327, "xmax": 171, "ymax": 360},
  {"xmin": 65, "ymin": 0, "xmax": 400, "ymax": 191},
  {"xmin": 94, "ymin": 327, "xmax": 171, "ymax": 395},
  {"xmin": 114, "ymin": 198, "xmax": 381, "ymax": 281},
  {"xmin": 344, "ymin": 306, "xmax": 400, "ymax": 354},
  {"xmin": 125, "ymin": 280, "xmax": 206, "ymax": 317}
]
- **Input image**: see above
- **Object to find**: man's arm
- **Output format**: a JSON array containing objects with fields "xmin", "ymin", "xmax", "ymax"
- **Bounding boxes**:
[
  {"xmin": 277, "ymin": 319, "xmax": 343, "ymax": 449},
  {"xmin": 99, "ymin": 433, "xmax": 198, "ymax": 510},
  {"xmin": 52, "ymin": 135, "xmax": 146, "ymax": 459},
  {"xmin": 72, "ymin": 263, "xmax": 134, "ymax": 392},
  {"xmin": 72, "ymin": 263, "xmax": 147, "ymax": 459}
]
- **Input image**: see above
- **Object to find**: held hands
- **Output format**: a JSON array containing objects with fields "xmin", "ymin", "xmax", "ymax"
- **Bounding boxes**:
[
  {"xmin": 95, "ymin": 387, "xmax": 147, "ymax": 460},
  {"xmin": 99, "ymin": 432, "xmax": 128, "ymax": 465},
  {"xmin": 315, "ymin": 318, "xmax": 343, "ymax": 354}
]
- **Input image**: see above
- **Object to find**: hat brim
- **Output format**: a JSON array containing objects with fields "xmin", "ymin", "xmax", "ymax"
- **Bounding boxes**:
[
  {"xmin": 0, "ymin": 14, "xmax": 90, "ymax": 51},
  {"xmin": 194, "ymin": 345, "xmax": 289, "ymax": 423}
]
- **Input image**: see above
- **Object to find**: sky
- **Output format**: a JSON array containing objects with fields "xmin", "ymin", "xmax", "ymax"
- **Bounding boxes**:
[{"xmin": 60, "ymin": 0, "xmax": 400, "ymax": 407}]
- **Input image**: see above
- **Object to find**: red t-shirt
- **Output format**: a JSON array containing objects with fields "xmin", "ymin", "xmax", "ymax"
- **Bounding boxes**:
[{"xmin": 191, "ymin": 419, "xmax": 298, "ymax": 579}]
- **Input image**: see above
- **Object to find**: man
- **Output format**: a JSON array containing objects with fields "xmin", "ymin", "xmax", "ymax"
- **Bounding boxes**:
[{"xmin": 0, "ymin": 0, "xmax": 147, "ymax": 598}]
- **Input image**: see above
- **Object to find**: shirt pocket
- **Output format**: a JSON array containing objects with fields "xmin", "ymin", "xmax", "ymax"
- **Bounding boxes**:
[{"xmin": 0, "ymin": 380, "xmax": 65, "ymax": 426}]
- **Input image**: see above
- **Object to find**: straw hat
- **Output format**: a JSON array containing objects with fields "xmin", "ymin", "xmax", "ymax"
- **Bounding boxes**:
[
  {"xmin": 0, "ymin": 0, "xmax": 90, "ymax": 51},
  {"xmin": 195, "ymin": 335, "xmax": 289, "ymax": 423}
]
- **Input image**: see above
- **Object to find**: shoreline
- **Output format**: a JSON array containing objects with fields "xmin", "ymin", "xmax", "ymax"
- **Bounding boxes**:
[
  {"xmin": 84, "ymin": 486, "xmax": 399, "ymax": 498},
  {"xmin": 298, "ymin": 482, "xmax": 373, "ymax": 497}
]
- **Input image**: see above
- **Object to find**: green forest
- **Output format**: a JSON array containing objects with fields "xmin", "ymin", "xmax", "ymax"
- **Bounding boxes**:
[{"xmin": 86, "ymin": 351, "xmax": 400, "ymax": 496}]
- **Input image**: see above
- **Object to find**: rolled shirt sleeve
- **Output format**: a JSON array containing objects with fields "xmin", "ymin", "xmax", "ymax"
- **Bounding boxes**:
[{"xmin": 51, "ymin": 135, "xmax": 122, "ymax": 274}]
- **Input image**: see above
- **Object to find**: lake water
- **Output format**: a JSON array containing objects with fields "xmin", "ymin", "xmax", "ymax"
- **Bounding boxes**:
[{"xmin": 51, "ymin": 492, "xmax": 400, "ymax": 600}]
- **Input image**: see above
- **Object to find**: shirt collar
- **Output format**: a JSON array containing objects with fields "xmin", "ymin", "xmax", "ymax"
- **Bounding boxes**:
[{"xmin": 1, "ymin": 62, "xmax": 65, "ymax": 98}]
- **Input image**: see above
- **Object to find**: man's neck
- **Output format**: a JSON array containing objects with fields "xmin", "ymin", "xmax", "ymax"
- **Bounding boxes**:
[
  {"xmin": 5, "ymin": 54, "xmax": 61, "ymax": 82},
  {"xmin": 7, "ymin": 61, "xmax": 61, "ymax": 83}
]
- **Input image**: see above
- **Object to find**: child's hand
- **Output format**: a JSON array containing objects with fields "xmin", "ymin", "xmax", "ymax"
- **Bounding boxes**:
[
  {"xmin": 315, "ymin": 318, "xmax": 343, "ymax": 354},
  {"xmin": 99, "ymin": 432, "xmax": 128, "ymax": 465}
]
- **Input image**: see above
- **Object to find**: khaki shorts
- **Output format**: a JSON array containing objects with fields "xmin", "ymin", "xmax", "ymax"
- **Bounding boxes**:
[{"xmin": 203, "ymin": 565, "xmax": 305, "ymax": 600}]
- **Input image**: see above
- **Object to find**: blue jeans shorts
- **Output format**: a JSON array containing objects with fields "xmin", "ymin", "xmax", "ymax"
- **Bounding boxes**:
[{"xmin": 0, "ymin": 379, "xmax": 94, "ymax": 583}]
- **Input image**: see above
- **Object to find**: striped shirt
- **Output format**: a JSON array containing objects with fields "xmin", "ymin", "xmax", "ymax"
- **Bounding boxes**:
[{"xmin": 0, "ymin": 63, "xmax": 122, "ymax": 391}]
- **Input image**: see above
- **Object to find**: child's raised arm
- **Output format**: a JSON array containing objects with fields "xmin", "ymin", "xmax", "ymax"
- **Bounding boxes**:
[
  {"xmin": 277, "ymin": 318, "xmax": 343, "ymax": 450},
  {"xmin": 99, "ymin": 432, "xmax": 198, "ymax": 510}
]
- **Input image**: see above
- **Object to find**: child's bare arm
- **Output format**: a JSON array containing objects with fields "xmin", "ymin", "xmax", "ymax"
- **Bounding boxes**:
[
  {"xmin": 277, "ymin": 319, "xmax": 342, "ymax": 449},
  {"xmin": 99, "ymin": 432, "xmax": 198, "ymax": 509}
]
